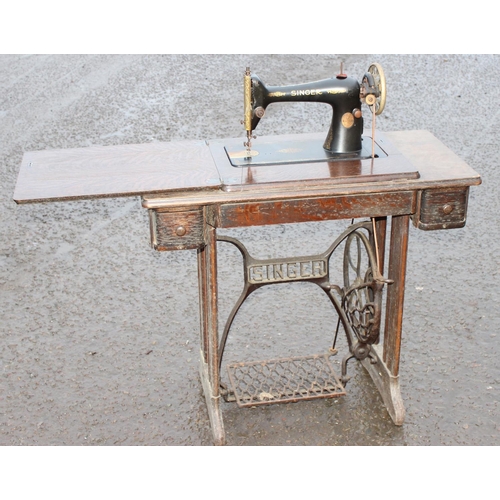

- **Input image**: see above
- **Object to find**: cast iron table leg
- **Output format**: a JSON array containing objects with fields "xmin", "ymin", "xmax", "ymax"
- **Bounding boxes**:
[
  {"xmin": 361, "ymin": 214, "xmax": 409, "ymax": 425},
  {"xmin": 197, "ymin": 221, "xmax": 225, "ymax": 445}
]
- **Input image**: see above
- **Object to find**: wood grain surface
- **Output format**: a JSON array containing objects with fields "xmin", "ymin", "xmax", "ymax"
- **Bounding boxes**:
[
  {"xmin": 13, "ymin": 140, "xmax": 220, "ymax": 203},
  {"xmin": 218, "ymin": 191, "xmax": 415, "ymax": 228},
  {"xmin": 13, "ymin": 130, "xmax": 481, "ymax": 205},
  {"xmin": 210, "ymin": 132, "xmax": 419, "ymax": 191},
  {"xmin": 384, "ymin": 130, "xmax": 481, "ymax": 183},
  {"xmin": 142, "ymin": 130, "xmax": 481, "ymax": 210}
]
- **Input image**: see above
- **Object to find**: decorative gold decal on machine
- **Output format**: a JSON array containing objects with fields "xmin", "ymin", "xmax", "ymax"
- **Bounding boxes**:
[
  {"xmin": 268, "ymin": 91, "xmax": 286, "ymax": 97},
  {"xmin": 228, "ymin": 149, "xmax": 259, "ymax": 159}
]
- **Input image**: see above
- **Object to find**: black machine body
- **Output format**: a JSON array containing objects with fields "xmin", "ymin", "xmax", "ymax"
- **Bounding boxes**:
[
  {"xmin": 245, "ymin": 64, "xmax": 386, "ymax": 157},
  {"xmin": 251, "ymin": 74, "xmax": 363, "ymax": 154}
]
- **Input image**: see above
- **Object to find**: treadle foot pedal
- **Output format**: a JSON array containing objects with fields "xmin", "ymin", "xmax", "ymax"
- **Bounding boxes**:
[{"xmin": 225, "ymin": 354, "xmax": 346, "ymax": 407}]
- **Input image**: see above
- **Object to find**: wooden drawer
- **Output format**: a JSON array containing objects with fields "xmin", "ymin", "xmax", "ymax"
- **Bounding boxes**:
[
  {"xmin": 413, "ymin": 187, "xmax": 469, "ymax": 230},
  {"xmin": 149, "ymin": 208, "xmax": 204, "ymax": 251}
]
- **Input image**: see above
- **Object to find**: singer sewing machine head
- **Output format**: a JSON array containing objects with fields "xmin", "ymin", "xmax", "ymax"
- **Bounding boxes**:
[{"xmin": 228, "ymin": 63, "xmax": 387, "ymax": 167}]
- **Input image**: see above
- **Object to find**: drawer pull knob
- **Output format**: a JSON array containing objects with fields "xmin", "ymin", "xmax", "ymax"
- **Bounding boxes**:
[
  {"xmin": 442, "ymin": 204, "xmax": 453, "ymax": 215},
  {"xmin": 176, "ymin": 226, "xmax": 187, "ymax": 236}
]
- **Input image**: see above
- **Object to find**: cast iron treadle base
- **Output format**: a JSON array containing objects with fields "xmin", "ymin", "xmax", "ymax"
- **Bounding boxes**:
[{"xmin": 225, "ymin": 354, "xmax": 346, "ymax": 407}]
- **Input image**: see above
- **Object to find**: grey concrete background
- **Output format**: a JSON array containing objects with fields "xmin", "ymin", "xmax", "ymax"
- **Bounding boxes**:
[{"xmin": 1, "ymin": 54, "xmax": 499, "ymax": 446}]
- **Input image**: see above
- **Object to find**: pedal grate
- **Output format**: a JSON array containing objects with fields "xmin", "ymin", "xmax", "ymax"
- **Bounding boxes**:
[{"xmin": 226, "ymin": 354, "xmax": 346, "ymax": 407}]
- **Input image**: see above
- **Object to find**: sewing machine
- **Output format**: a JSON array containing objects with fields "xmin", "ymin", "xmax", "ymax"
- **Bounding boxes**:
[
  {"xmin": 227, "ymin": 63, "xmax": 386, "ymax": 167},
  {"xmin": 13, "ymin": 61, "xmax": 481, "ymax": 445},
  {"xmin": 213, "ymin": 64, "xmax": 401, "ymax": 408}
]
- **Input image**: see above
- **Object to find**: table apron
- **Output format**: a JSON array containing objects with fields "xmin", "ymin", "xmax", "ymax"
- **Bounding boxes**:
[{"xmin": 216, "ymin": 191, "xmax": 416, "ymax": 228}]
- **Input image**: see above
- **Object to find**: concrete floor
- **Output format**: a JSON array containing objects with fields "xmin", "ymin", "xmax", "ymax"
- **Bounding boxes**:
[{"xmin": 1, "ymin": 54, "xmax": 499, "ymax": 447}]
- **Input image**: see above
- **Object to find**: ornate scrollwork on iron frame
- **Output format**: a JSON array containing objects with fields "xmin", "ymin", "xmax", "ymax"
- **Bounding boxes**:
[{"xmin": 216, "ymin": 220, "xmax": 391, "ymax": 391}]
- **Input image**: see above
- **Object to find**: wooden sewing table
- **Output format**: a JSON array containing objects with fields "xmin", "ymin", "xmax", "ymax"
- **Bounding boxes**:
[{"xmin": 13, "ymin": 130, "xmax": 481, "ymax": 445}]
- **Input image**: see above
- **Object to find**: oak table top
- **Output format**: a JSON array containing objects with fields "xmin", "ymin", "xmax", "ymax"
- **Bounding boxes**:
[{"xmin": 13, "ymin": 130, "xmax": 481, "ymax": 206}]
